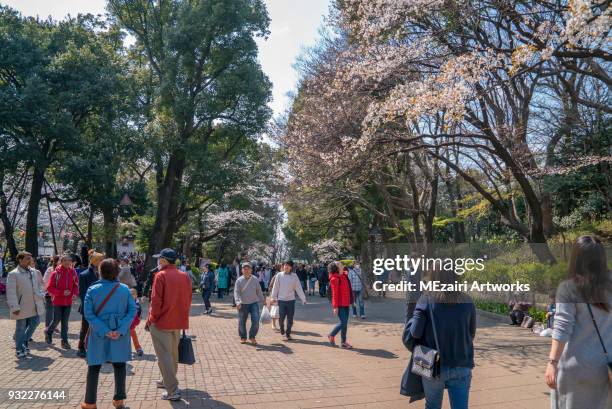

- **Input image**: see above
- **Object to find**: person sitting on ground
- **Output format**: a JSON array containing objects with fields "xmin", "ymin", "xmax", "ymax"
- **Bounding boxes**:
[{"xmin": 508, "ymin": 293, "xmax": 530, "ymax": 325}]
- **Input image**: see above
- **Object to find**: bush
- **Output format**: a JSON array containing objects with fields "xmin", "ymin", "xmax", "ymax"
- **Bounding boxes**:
[
  {"xmin": 528, "ymin": 307, "xmax": 547, "ymax": 323},
  {"xmin": 474, "ymin": 300, "xmax": 509, "ymax": 315},
  {"xmin": 464, "ymin": 261, "xmax": 567, "ymax": 294},
  {"xmin": 338, "ymin": 259, "xmax": 355, "ymax": 267}
]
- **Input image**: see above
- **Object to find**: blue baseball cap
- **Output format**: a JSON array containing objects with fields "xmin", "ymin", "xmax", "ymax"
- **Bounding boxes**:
[{"xmin": 153, "ymin": 248, "xmax": 177, "ymax": 263}]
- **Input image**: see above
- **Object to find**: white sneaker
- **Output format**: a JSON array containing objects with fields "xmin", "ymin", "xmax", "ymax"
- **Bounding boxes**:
[
  {"xmin": 161, "ymin": 391, "xmax": 181, "ymax": 401},
  {"xmin": 352, "ymin": 314, "xmax": 357, "ymax": 318},
  {"xmin": 16, "ymin": 350, "xmax": 27, "ymax": 358}
]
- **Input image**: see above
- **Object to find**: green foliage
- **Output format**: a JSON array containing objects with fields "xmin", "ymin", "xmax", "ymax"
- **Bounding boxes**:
[
  {"xmin": 528, "ymin": 307, "xmax": 547, "ymax": 323},
  {"xmin": 473, "ymin": 300, "xmax": 509, "ymax": 315},
  {"xmin": 464, "ymin": 261, "xmax": 568, "ymax": 293}
]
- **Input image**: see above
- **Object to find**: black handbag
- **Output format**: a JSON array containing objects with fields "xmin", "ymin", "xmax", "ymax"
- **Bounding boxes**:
[
  {"xmin": 586, "ymin": 304, "xmax": 612, "ymax": 385},
  {"xmin": 178, "ymin": 330, "xmax": 196, "ymax": 365},
  {"xmin": 410, "ymin": 302, "xmax": 441, "ymax": 380}
]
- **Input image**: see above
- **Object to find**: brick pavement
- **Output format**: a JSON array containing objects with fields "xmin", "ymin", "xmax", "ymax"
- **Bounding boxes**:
[{"xmin": 0, "ymin": 292, "xmax": 552, "ymax": 409}]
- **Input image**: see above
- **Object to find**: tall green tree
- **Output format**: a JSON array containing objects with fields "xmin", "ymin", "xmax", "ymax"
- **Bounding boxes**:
[
  {"xmin": 108, "ymin": 0, "xmax": 272, "ymax": 266},
  {"xmin": 0, "ymin": 7, "xmax": 125, "ymax": 256}
]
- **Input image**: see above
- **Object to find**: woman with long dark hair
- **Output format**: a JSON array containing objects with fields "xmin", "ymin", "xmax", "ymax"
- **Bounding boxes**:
[
  {"xmin": 407, "ymin": 268, "xmax": 476, "ymax": 409},
  {"xmin": 545, "ymin": 235, "xmax": 611, "ymax": 409}
]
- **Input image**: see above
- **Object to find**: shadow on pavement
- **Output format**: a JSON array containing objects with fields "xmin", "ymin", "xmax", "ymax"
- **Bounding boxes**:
[
  {"xmin": 290, "ymin": 330, "xmax": 322, "ymax": 337},
  {"xmin": 171, "ymin": 389, "xmax": 236, "ymax": 408},
  {"xmin": 14, "ymin": 354, "xmax": 54, "ymax": 371},
  {"xmin": 351, "ymin": 347, "xmax": 398, "ymax": 359},
  {"xmin": 254, "ymin": 342, "xmax": 293, "ymax": 354}
]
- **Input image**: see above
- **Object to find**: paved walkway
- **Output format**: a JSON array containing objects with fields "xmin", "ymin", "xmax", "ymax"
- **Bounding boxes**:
[{"xmin": 0, "ymin": 292, "xmax": 552, "ymax": 409}]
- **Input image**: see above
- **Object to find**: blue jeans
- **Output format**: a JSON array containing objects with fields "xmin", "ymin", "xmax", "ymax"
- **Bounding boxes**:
[
  {"xmin": 15, "ymin": 315, "xmax": 40, "ymax": 351},
  {"xmin": 330, "ymin": 306, "xmax": 349, "ymax": 343},
  {"xmin": 351, "ymin": 290, "xmax": 365, "ymax": 317},
  {"xmin": 422, "ymin": 366, "xmax": 472, "ymax": 409},
  {"xmin": 238, "ymin": 302, "xmax": 260, "ymax": 340}
]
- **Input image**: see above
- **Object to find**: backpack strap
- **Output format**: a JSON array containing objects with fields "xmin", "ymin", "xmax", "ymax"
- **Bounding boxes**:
[{"xmin": 95, "ymin": 283, "xmax": 120, "ymax": 315}]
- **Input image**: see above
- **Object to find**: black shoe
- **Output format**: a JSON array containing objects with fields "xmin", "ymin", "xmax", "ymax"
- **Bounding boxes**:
[
  {"xmin": 45, "ymin": 330, "xmax": 52, "ymax": 345},
  {"xmin": 77, "ymin": 349, "xmax": 87, "ymax": 358},
  {"xmin": 61, "ymin": 341, "xmax": 71, "ymax": 350},
  {"xmin": 285, "ymin": 335, "xmax": 293, "ymax": 341}
]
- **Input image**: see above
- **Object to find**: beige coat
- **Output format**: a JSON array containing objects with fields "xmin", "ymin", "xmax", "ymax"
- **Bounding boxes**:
[
  {"xmin": 118, "ymin": 266, "xmax": 137, "ymax": 288},
  {"xmin": 6, "ymin": 266, "xmax": 46, "ymax": 320}
]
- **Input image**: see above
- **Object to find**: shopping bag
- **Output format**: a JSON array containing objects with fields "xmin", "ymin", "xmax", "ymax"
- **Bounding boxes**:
[
  {"xmin": 270, "ymin": 305, "xmax": 279, "ymax": 318},
  {"xmin": 178, "ymin": 330, "xmax": 196, "ymax": 365},
  {"xmin": 260, "ymin": 305, "xmax": 272, "ymax": 324}
]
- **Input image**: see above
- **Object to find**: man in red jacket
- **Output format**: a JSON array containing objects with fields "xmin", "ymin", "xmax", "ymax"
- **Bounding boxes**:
[
  {"xmin": 145, "ymin": 248, "xmax": 192, "ymax": 401},
  {"xmin": 45, "ymin": 254, "xmax": 79, "ymax": 349}
]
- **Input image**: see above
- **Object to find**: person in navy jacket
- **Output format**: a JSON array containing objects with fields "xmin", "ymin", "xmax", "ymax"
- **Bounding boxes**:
[
  {"xmin": 77, "ymin": 251, "xmax": 105, "ymax": 357},
  {"xmin": 409, "ymin": 269, "xmax": 476, "ymax": 409}
]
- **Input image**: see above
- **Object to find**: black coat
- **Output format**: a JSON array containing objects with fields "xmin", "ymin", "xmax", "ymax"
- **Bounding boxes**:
[{"xmin": 78, "ymin": 266, "xmax": 99, "ymax": 314}]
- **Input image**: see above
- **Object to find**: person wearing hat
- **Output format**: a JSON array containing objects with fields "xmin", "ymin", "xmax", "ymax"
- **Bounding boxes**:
[
  {"xmin": 145, "ymin": 248, "xmax": 192, "ymax": 401},
  {"xmin": 234, "ymin": 262, "xmax": 265, "ymax": 345},
  {"xmin": 77, "ymin": 251, "xmax": 105, "ymax": 357}
]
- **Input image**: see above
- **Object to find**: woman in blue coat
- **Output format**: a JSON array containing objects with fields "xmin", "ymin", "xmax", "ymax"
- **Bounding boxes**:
[{"xmin": 81, "ymin": 259, "xmax": 136, "ymax": 409}]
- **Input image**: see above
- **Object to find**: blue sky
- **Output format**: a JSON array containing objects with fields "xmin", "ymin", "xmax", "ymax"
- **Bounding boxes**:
[{"xmin": 3, "ymin": 0, "xmax": 330, "ymax": 117}]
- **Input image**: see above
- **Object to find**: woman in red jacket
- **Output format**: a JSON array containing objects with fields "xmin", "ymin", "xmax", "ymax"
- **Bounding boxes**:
[
  {"xmin": 45, "ymin": 254, "xmax": 79, "ymax": 349},
  {"xmin": 328, "ymin": 262, "xmax": 353, "ymax": 348}
]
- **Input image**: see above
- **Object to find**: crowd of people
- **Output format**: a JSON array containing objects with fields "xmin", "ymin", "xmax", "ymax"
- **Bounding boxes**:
[
  {"xmin": 4, "ymin": 246, "xmax": 368, "ymax": 408},
  {"xmin": 6, "ymin": 234, "xmax": 609, "ymax": 409}
]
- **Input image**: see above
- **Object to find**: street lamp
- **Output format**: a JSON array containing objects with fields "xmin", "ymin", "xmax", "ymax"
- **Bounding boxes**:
[{"xmin": 119, "ymin": 193, "xmax": 134, "ymax": 218}]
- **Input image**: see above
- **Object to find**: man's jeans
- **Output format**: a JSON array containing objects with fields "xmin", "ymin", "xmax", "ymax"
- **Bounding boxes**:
[
  {"xmin": 238, "ymin": 302, "xmax": 260, "ymax": 340},
  {"xmin": 278, "ymin": 300, "xmax": 296, "ymax": 336},
  {"xmin": 15, "ymin": 315, "xmax": 40, "ymax": 351},
  {"xmin": 422, "ymin": 366, "xmax": 472, "ymax": 409},
  {"xmin": 351, "ymin": 290, "xmax": 365, "ymax": 317}
]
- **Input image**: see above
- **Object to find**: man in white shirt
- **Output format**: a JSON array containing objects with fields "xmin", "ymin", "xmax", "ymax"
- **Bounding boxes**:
[{"xmin": 270, "ymin": 260, "xmax": 307, "ymax": 341}]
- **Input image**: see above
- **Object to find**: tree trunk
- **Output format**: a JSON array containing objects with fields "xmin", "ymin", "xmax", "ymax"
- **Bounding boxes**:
[
  {"xmin": 102, "ymin": 207, "xmax": 117, "ymax": 258},
  {"xmin": 86, "ymin": 205, "xmax": 94, "ymax": 247},
  {"xmin": 24, "ymin": 167, "xmax": 46, "ymax": 257},
  {"xmin": 146, "ymin": 152, "xmax": 186, "ymax": 269},
  {"xmin": 0, "ymin": 172, "xmax": 19, "ymax": 261}
]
